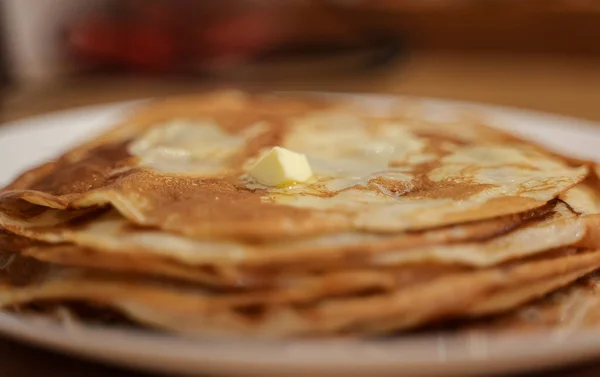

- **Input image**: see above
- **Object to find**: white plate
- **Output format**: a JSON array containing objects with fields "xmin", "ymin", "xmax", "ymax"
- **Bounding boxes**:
[{"xmin": 2, "ymin": 94, "xmax": 600, "ymax": 377}]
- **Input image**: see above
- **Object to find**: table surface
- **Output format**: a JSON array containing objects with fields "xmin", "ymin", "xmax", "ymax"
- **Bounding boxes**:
[{"xmin": 2, "ymin": 51, "xmax": 600, "ymax": 376}]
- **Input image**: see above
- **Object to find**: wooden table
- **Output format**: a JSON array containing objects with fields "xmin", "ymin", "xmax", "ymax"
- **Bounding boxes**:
[{"xmin": 2, "ymin": 52, "xmax": 600, "ymax": 376}]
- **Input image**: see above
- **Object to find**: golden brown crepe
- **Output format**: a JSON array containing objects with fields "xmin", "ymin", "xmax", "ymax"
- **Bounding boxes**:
[
  {"xmin": 0, "ymin": 92, "xmax": 587, "ymax": 240},
  {"xmin": 1, "ymin": 249, "xmax": 599, "ymax": 338},
  {"xmin": 7, "ymin": 201, "xmax": 597, "ymax": 287},
  {"xmin": 1, "ymin": 90, "xmax": 599, "ymax": 339}
]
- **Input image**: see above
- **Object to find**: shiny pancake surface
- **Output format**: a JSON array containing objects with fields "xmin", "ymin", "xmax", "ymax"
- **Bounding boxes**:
[{"xmin": 0, "ymin": 92, "xmax": 587, "ymax": 240}]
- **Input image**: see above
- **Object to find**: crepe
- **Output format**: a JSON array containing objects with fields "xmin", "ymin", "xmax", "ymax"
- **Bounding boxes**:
[
  {"xmin": 1, "ymin": 249, "xmax": 600, "ymax": 338},
  {"xmin": 6, "ymin": 201, "xmax": 596, "ymax": 288},
  {"xmin": 0, "ymin": 181, "xmax": 596, "ymax": 290},
  {"xmin": 0, "ymin": 201, "xmax": 551, "ymax": 267},
  {"xmin": 1, "ymin": 90, "xmax": 600, "ymax": 339},
  {"xmin": 0, "ymin": 92, "xmax": 587, "ymax": 241}
]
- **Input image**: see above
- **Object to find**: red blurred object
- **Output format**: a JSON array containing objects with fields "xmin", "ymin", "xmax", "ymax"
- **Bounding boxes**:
[
  {"xmin": 67, "ymin": 17, "xmax": 123, "ymax": 62},
  {"xmin": 65, "ymin": 2, "xmax": 280, "ymax": 73},
  {"xmin": 120, "ymin": 23, "xmax": 178, "ymax": 72},
  {"xmin": 126, "ymin": 1, "xmax": 179, "ymax": 28},
  {"xmin": 198, "ymin": 11, "xmax": 283, "ymax": 60},
  {"xmin": 67, "ymin": 13, "xmax": 179, "ymax": 72},
  {"xmin": 63, "ymin": 0, "xmax": 381, "ymax": 74}
]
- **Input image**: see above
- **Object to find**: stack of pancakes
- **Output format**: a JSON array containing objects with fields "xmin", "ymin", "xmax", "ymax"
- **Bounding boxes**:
[{"xmin": 2, "ymin": 91, "xmax": 600, "ymax": 338}]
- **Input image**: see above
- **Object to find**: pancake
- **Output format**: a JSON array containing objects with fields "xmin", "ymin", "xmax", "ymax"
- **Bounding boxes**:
[
  {"xmin": 0, "ymin": 201, "xmax": 553, "ymax": 271},
  {"xmin": 0, "ymin": 250, "xmax": 465, "ymax": 308},
  {"xmin": 3, "ymin": 201, "xmax": 594, "ymax": 289},
  {"xmin": 0, "ymin": 92, "xmax": 587, "ymax": 240},
  {"xmin": 2, "ymin": 91, "xmax": 600, "ymax": 340},
  {"xmin": 2, "ymin": 250, "xmax": 600, "ymax": 338},
  {"xmin": 1, "ymin": 192, "xmax": 596, "ymax": 288}
]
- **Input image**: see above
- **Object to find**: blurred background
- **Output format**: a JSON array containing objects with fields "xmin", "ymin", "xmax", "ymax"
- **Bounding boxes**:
[{"xmin": 2, "ymin": 0, "xmax": 600, "ymax": 122}]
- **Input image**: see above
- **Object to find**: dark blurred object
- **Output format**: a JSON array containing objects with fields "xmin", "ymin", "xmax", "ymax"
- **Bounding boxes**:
[
  {"xmin": 332, "ymin": 0, "xmax": 600, "ymax": 55},
  {"xmin": 64, "ymin": 0, "xmax": 401, "ymax": 75}
]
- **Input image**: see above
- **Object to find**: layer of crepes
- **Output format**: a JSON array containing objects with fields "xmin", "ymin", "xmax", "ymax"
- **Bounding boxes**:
[
  {"xmin": 0, "ymin": 91, "xmax": 588, "ymax": 240},
  {"xmin": 10, "ymin": 201, "xmax": 600, "ymax": 276},
  {"xmin": 2, "ymin": 250, "xmax": 600, "ymax": 338},
  {"xmin": 3, "ymin": 190, "xmax": 600, "ymax": 287},
  {"xmin": 0, "ymin": 251, "xmax": 470, "ymax": 306},
  {"xmin": 0, "ymin": 199, "xmax": 553, "ymax": 267}
]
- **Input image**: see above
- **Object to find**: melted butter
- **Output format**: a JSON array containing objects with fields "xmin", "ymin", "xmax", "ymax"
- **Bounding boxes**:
[
  {"xmin": 271, "ymin": 188, "xmax": 399, "ymax": 209},
  {"xmin": 263, "ymin": 129, "xmax": 586, "ymax": 232},
  {"xmin": 283, "ymin": 115, "xmax": 425, "ymax": 166},
  {"xmin": 319, "ymin": 169, "xmax": 413, "ymax": 193},
  {"xmin": 129, "ymin": 119, "xmax": 267, "ymax": 175},
  {"xmin": 130, "ymin": 112, "xmax": 587, "ymax": 233},
  {"xmin": 275, "ymin": 113, "xmax": 425, "ymax": 194}
]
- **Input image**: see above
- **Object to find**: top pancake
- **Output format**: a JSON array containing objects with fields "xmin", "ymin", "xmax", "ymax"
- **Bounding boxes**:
[{"xmin": 0, "ymin": 91, "xmax": 588, "ymax": 240}]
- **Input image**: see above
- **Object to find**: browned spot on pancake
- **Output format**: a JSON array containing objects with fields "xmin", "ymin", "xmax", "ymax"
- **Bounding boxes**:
[
  {"xmin": 111, "ymin": 170, "xmax": 341, "ymax": 240},
  {"xmin": 367, "ymin": 177, "xmax": 413, "ymax": 196},
  {"xmin": 396, "ymin": 159, "xmax": 497, "ymax": 201},
  {"xmin": 416, "ymin": 132, "xmax": 469, "ymax": 147},
  {"xmin": 0, "ymin": 141, "xmax": 135, "ymax": 219},
  {"xmin": 410, "ymin": 179, "xmax": 496, "ymax": 201},
  {"xmin": 388, "ymin": 149, "xmax": 497, "ymax": 201},
  {"xmin": 27, "ymin": 141, "xmax": 134, "ymax": 196}
]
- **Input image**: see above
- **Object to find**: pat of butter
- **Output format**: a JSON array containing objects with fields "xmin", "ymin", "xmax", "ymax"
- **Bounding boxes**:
[{"xmin": 249, "ymin": 147, "xmax": 313, "ymax": 186}]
